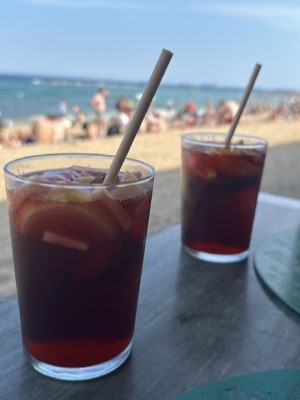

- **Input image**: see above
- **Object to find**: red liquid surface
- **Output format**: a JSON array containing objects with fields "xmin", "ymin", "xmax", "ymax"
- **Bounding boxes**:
[
  {"xmin": 181, "ymin": 145, "xmax": 266, "ymax": 256},
  {"xmin": 8, "ymin": 172, "xmax": 152, "ymax": 368}
]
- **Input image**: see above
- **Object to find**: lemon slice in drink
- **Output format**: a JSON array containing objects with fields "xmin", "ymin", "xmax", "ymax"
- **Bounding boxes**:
[
  {"xmin": 47, "ymin": 188, "xmax": 91, "ymax": 202},
  {"xmin": 109, "ymin": 171, "xmax": 146, "ymax": 200}
]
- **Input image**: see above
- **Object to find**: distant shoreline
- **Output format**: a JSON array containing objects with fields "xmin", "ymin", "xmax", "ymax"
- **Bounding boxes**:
[{"xmin": 0, "ymin": 72, "xmax": 298, "ymax": 93}]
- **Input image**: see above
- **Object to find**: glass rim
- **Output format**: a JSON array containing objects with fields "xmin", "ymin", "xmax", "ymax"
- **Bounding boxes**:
[
  {"xmin": 182, "ymin": 132, "xmax": 267, "ymax": 149},
  {"xmin": 3, "ymin": 152, "xmax": 156, "ymax": 189}
]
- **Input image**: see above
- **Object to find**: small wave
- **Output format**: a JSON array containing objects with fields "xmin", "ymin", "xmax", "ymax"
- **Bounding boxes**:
[{"xmin": 31, "ymin": 79, "xmax": 42, "ymax": 85}]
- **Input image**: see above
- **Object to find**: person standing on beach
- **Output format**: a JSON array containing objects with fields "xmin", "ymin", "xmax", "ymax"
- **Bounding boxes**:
[{"xmin": 91, "ymin": 87, "xmax": 109, "ymax": 136}]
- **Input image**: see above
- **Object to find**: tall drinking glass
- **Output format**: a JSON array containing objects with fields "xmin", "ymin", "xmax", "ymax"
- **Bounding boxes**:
[
  {"xmin": 4, "ymin": 153, "xmax": 155, "ymax": 380},
  {"xmin": 181, "ymin": 133, "xmax": 267, "ymax": 263}
]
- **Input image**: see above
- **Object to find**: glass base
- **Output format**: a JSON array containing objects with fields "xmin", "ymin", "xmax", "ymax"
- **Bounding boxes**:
[
  {"xmin": 183, "ymin": 245, "xmax": 249, "ymax": 264},
  {"xmin": 26, "ymin": 340, "xmax": 132, "ymax": 381}
]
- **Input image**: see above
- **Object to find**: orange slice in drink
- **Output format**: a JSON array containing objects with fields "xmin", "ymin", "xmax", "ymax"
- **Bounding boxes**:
[
  {"xmin": 72, "ymin": 236, "xmax": 122, "ymax": 280},
  {"xmin": 98, "ymin": 189, "xmax": 133, "ymax": 231},
  {"xmin": 185, "ymin": 151, "xmax": 217, "ymax": 181},
  {"xmin": 91, "ymin": 188, "xmax": 134, "ymax": 231},
  {"xmin": 17, "ymin": 197, "xmax": 124, "ymax": 280},
  {"xmin": 230, "ymin": 154, "xmax": 263, "ymax": 177},
  {"xmin": 8, "ymin": 181, "xmax": 49, "ymax": 215},
  {"xmin": 213, "ymin": 154, "xmax": 240, "ymax": 179},
  {"xmin": 17, "ymin": 198, "xmax": 122, "ymax": 241}
]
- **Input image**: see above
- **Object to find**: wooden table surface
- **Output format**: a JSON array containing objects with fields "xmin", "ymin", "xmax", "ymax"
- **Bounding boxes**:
[{"xmin": 1, "ymin": 193, "xmax": 300, "ymax": 400}]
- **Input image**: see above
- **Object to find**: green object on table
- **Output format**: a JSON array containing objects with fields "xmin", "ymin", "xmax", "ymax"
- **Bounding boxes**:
[
  {"xmin": 171, "ymin": 369, "xmax": 300, "ymax": 399},
  {"xmin": 254, "ymin": 228, "xmax": 300, "ymax": 314}
]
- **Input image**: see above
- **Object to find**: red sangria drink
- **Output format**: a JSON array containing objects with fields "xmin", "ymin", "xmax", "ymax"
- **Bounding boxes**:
[
  {"xmin": 181, "ymin": 133, "xmax": 267, "ymax": 263},
  {"xmin": 4, "ymin": 154, "xmax": 155, "ymax": 380}
]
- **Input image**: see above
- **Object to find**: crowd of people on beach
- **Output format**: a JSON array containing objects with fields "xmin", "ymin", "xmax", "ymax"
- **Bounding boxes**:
[
  {"xmin": 0, "ymin": 87, "xmax": 167, "ymax": 146},
  {"xmin": 1, "ymin": 88, "xmax": 300, "ymax": 147}
]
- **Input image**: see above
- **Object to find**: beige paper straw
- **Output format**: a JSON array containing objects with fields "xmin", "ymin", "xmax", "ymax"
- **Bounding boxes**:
[
  {"xmin": 225, "ymin": 63, "xmax": 262, "ymax": 147},
  {"xmin": 104, "ymin": 48, "xmax": 173, "ymax": 184}
]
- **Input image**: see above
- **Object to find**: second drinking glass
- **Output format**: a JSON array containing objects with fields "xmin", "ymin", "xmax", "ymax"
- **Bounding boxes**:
[{"xmin": 181, "ymin": 133, "xmax": 267, "ymax": 263}]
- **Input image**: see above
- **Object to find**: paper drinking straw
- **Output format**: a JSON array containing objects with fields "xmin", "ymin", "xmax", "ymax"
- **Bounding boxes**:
[
  {"xmin": 225, "ymin": 63, "xmax": 262, "ymax": 147},
  {"xmin": 103, "ymin": 48, "xmax": 173, "ymax": 184}
]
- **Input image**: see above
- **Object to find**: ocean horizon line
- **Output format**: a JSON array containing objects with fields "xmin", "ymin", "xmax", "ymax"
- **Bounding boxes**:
[{"xmin": 0, "ymin": 71, "xmax": 297, "ymax": 94}]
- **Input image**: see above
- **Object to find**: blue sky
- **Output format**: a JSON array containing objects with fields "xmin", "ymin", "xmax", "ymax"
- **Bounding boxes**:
[{"xmin": 1, "ymin": 0, "xmax": 300, "ymax": 90}]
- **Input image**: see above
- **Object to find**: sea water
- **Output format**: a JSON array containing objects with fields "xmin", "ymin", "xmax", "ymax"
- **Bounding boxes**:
[{"xmin": 0, "ymin": 73, "xmax": 294, "ymax": 125}]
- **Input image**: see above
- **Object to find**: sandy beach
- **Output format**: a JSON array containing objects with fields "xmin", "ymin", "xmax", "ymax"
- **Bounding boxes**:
[{"xmin": 1, "ymin": 115, "xmax": 300, "ymax": 298}]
